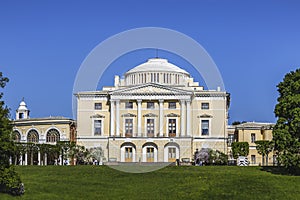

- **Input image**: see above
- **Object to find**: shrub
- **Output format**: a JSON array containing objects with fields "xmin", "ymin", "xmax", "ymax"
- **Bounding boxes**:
[{"xmin": 0, "ymin": 166, "xmax": 25, "ymax": 196}]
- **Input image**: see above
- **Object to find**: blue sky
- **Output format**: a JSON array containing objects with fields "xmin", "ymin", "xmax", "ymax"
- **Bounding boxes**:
[{"xmin": 1, "ymin": 0, "xmax": 299, "ymax": 123}]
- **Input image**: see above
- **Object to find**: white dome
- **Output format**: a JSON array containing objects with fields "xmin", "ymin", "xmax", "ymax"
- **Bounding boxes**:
[
  {"xmin": 123, "ymin": 58, "xmax": 190, "ymax": 86},
  {"xmin": 125, "ymin": 58, "xmax": 189, "ymax": 75},
  {"xmin": 18, "ymin": 100, "xmax": 28, "ymax": 111}
]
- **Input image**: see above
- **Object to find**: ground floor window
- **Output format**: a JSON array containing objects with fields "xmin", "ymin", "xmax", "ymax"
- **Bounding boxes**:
[
  {"xmin": 251, "ymin": 155, "xmax": 256, "ymax": 164},
  {"xmin": 146, "ymin": 147, "xmax": 154, "ymax": 162},
  {"xmin": 168, "ymin": 147, "xmax": 176, "ymax": 162}
]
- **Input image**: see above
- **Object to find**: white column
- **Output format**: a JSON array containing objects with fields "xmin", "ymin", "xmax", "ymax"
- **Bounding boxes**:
[
  {"xmin": 186, "ymin": 100, "xmax": 191, "ymax": 136},
  {"xmin": 25, "ymin": 153, "xmax": 28, "ymax": 166},
  {"xmin": 180, "ymin": 100, "xmax": 185, "ymax": 137},
  {"xmin": 38, "ymin": 151, "xmax": 41, "ymax": 166},
  {"xmin": 137, "ymin": 99, "xmax": 142, "ymax": 137},
  {"xmin": 159, "ymin": 100, "xmax": 164, "ymax": 137},
  {"xmin": 110, "ymin": 100, "xmax": 115, "ymax": 136},
  {"xmin": 44, "ymin": 153, "xmax": 47, "ymax": 166},
  {"xmin": 20, "ymin": 155, "xmax": 23, "ymax": 166},
  {"xmin": 116, "ymin": 100, "xmax": 120, "ymax": 137},
  {"xmin": 59, "ymin": 155, "xmax": 62, "ymax": 165}
]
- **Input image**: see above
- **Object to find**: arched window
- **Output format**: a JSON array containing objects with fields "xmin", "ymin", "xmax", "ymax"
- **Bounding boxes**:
[
  {"xmin": 46, "ymin": 129, "xmax": 60, "ymax": 143},
  {"xmin": 13, "ymin": 130, "xmax": 21, "ymax": 142},
  {"xmin": 27, "ymin": 129, "xmax": 39, "ymax": 143}
]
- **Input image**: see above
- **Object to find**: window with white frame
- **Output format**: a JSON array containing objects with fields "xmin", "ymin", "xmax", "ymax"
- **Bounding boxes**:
[
  {"xmin": 168, "ymin": 119, "xmax": 176, "ymax": 137},
  {"xmin": 201, "ymin": 120, "xmax": 209, "ymax": 136},
  {"xmin": 125, "ymin": 119, "xmax": 133, "ymax": 137},
  {"xmin": 94, "ymin": 120, "xmax": 102, "ymax": 135},
  {"xmin": 251, "ymin": 133, "xmax": 256, "ymax": 143},
  {"xmin": 46, "ymin": 129, "xmax": 60, "ymax": 142},
  {"xmin": 147, "ymin": 119, "xmax": 155, "ymax": 137}
]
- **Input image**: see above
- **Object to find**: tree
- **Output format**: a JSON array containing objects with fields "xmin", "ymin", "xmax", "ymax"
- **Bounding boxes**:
[
  {"xmin": 231, "ymin": 121, "xmax": 247, "ymax": 125},
  {"xmin": 273, "ymin": 69, "xmax": 300, "ymax": 171},
  {"xmin": 231, "ymin": 142, "xmax": 249, "ymax": 159},
  {"xmin": 0, "ymin": 72, "xmax": 24, "ymax": 195},
  {"xmin": 255, "ymin": 140, "xmax": 273, "ymax": 166}
]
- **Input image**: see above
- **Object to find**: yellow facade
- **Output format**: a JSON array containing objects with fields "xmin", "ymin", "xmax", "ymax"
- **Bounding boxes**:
[
  {"xmin": 229, "ymin": 122, "xmax": 275, "ymax": 166},
  {"xmin": 76, "ymin": 58, "xmax": 229, "ymax": 163}
]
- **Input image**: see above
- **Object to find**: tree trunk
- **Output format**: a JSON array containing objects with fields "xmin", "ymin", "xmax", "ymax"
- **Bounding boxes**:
[{"xmin": 262, "ymin": 155, "xmax": 265, "ymax": 166}]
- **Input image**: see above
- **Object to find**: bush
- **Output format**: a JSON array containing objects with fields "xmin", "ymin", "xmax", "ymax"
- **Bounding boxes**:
[{"xmin": 0, "ymin": 166, "xmax": 25, "ymax": 196}]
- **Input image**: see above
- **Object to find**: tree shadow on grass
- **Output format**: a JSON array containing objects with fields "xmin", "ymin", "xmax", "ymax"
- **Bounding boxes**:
[{"xmin": 260, "ymin": 166, "xmax": 300, "ymax": 176}]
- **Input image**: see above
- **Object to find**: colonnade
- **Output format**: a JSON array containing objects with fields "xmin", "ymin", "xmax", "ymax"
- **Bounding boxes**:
[{"xmin": 110, "ymin": 99, "xmax": 191, "ymax": 137}]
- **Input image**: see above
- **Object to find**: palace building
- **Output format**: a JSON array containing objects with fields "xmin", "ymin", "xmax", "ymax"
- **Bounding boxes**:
[
  {"xmin": 12, "ymin": 100, "xmax": 76, "ymax": 165},
  {"xmin": 75, "ymin": 58, "xmax": 230, "ymax": 163}
]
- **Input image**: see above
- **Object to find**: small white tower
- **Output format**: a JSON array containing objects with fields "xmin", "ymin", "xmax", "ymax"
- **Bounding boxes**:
[{"xmin": 16, "ymin": 98, "xmax": 30, "ymax": 120}]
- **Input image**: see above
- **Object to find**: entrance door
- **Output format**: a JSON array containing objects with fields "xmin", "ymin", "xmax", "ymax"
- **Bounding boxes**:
[
  {"xmin": 125, "ymin": 147, "xmax": 133, "ymax": 162},
  {"xmin": 168, "ymin": 147, "xmax": 176, "ymax": 162},
  {"xmin": 146, "ymin": 147, "xmax": 154, "ymax": 162}
]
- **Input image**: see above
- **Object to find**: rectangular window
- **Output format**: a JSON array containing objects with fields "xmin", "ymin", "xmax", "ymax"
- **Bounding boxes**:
[
  {"xmin": 228, "ymin": 134, "xmax": 234, "ymax": 147},
  {"xmin": 168, "ymin": 119, "xmax": 176, "ymax": 137},
  {"xmin": 147, "ymin": 102, "xmax": 155, "ymax": 109},
  {"xmin": 125, "ymin": 102, "xmax": 133, "ymax": 109},
  {"xmin": 94, "ymin": 120, "xmax": 102, "ymax": 135},
  {"xmin": 94, "ymin": 103, "xmax": 102, "ymax": 110},
  {"xmin": 147, "ymin": 119, "xmax": 155, "ymax": 137},
  {"xmin": 125, "ymin": 119, "xmax": 133, "ymax": 137},
  {"xmin": 201, "ymin": 120, "xmax": 209, "ymax": 136},
  {"xmin": 251, "ymin": 133, "xmax": 256, "ymax": 143},
  {"xmin": 251, "ymin": 155, "xmax": 256, "ymax": 164},
  {"xmin": 201, "ymin": 103, "xmax": 209, "ymax": 109},
  {"xmin": 168, "ymin": 102, "xmax": 176, "ymax": 109}
]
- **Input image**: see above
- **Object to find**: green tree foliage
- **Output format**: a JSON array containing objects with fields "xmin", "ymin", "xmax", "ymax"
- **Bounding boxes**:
[
  {"xmin": 255, "ymin": 140, "xmax": 273, "ymax": 166},
  {"xmin": 231, "ymin": 142, "xmax": 249, "ymax": 159},
  {"xmin": 0, "ymin": 72, "xmax": 24, "ymax": 195},
  {"xmin": 273, "ymin": 69, "xmax": 300, "ymax": 171}
]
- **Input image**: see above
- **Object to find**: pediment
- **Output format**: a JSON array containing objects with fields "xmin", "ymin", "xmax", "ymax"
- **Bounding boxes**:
[
  {"xmin": 143, "ymin": 113, "xmax": 158, "ymax": 117},
  {"xmin": 197, "ymin": 114, "xmax": 213, "ymax": 118},
  {"xmin": 121, "ymin": 113, "xmax": 137, "ymax": 117},
  {"xmin": 165, "ymin": 113, "xmax": 180, "ymax": 117},
  {"xmin": 90, "ymin": 114, "xmax": 105, "ymax": 118},
  {"xmin": 110, "ymin": 83, "xmax": 192, "ymax": 96}
]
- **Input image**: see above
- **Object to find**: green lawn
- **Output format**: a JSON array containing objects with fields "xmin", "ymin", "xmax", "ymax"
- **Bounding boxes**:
[{"xmin": 0, "ymin": 166, "xmax": 299, "ymax": 200}]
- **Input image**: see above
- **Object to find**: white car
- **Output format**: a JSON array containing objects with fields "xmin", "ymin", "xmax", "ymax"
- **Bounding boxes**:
[{"xmin": 237, "ymin": 156, "xmax": 249, "ymax": 166}]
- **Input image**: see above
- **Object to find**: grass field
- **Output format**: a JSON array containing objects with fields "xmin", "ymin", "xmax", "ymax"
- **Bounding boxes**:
[{"xmin": 0, "ymin": 165, "xmax": 299, "ymax": 200}]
